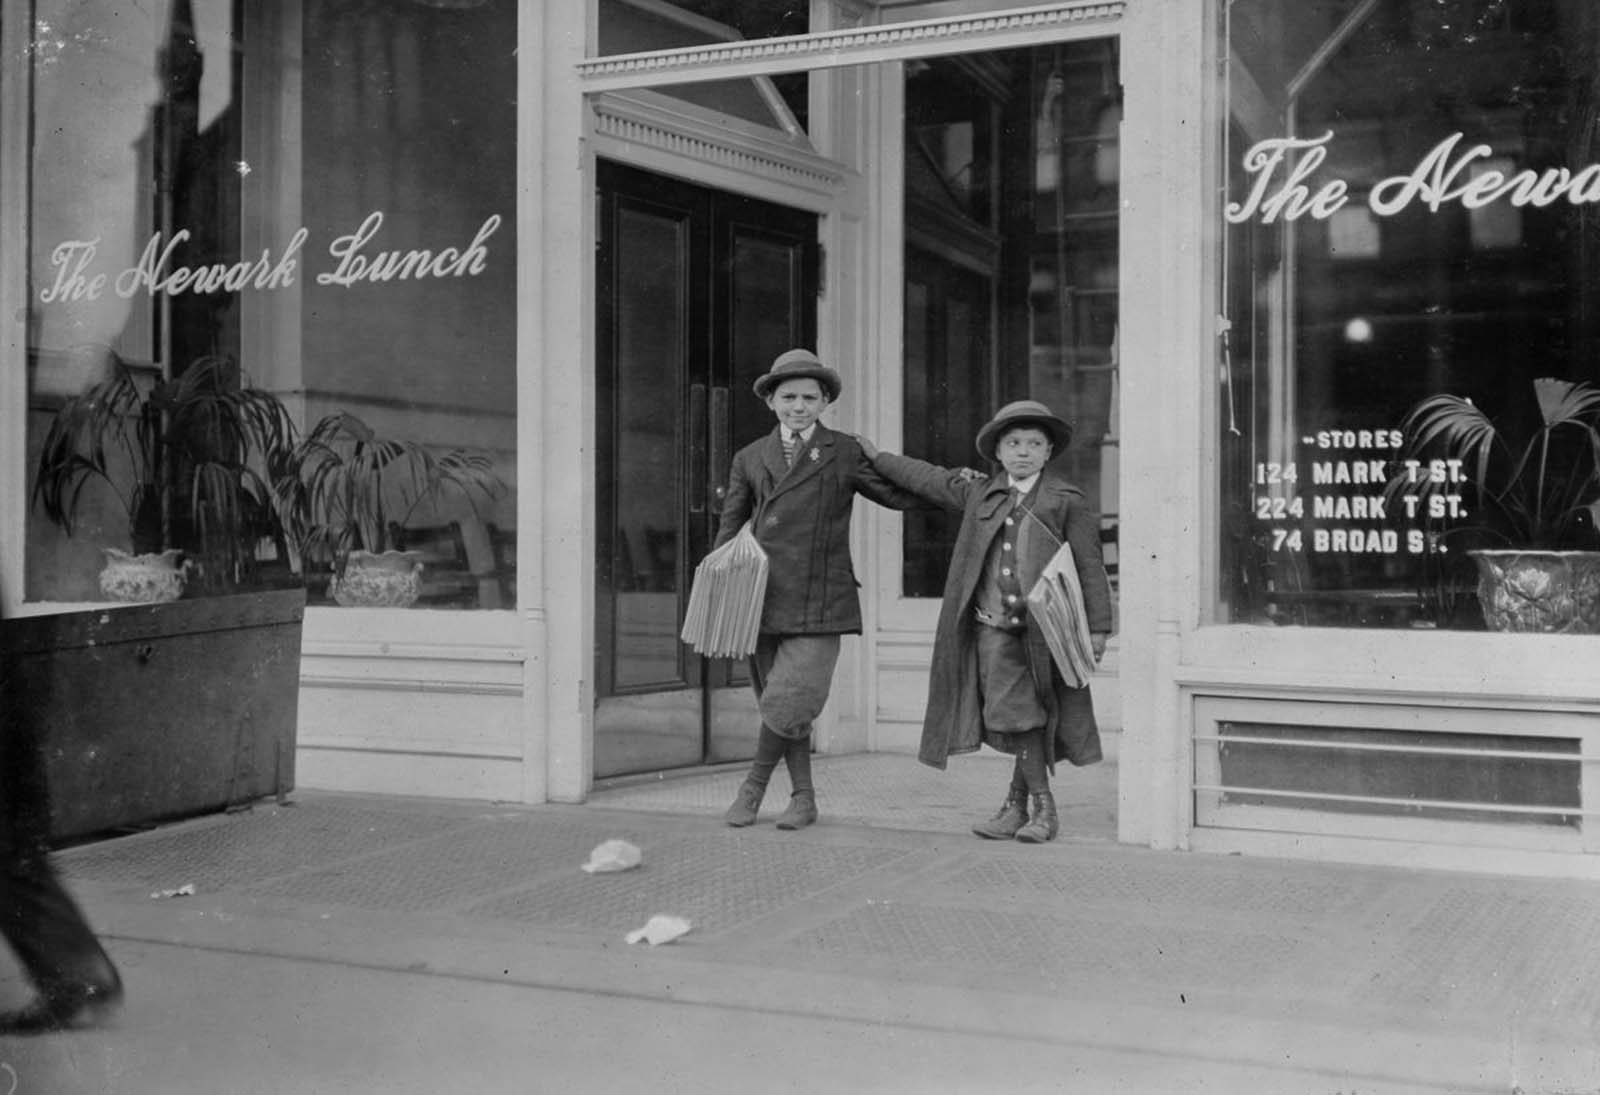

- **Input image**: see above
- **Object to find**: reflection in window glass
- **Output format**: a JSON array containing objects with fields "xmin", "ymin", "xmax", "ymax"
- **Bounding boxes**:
[
  {"xmin": 902, "ymin": 43, "xmax": 1120, "ymax": 599},
  {"xmin": 1220, "ymin": 1, "xmax": 1600, "ymax": 633},
  {"xmin": 596, "ymin": 0, "xmax": 807, "ymax": 131},
  {"xmin": 26, "ymin": 0, "xmax": 517, "ymax": 609}
]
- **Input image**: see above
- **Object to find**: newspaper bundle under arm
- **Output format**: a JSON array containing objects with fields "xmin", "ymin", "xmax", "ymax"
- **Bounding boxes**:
[
  {"xmin": 680, "ymin": 523, "xmax": 769, "ymax": 658},
  {"xmin": 1025, "ymin": 539, "xmax": 1098, "ymax": 687},
  {"xmin": 1018, "ymin": 510, "xmax": 1099, "ymax": 688}
]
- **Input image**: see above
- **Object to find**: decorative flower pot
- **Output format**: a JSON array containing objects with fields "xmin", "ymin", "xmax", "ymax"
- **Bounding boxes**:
[
  {"xmin": 330, "ymin": 549, "xmax": 423, "ymax": 607},
  {"xmin": 99, "ymin": 547, "xmax": 186, "ymax": 603},
  {"xmin": 1469, "ymin": 549, "xmax": 1600, "ymax": 633}
]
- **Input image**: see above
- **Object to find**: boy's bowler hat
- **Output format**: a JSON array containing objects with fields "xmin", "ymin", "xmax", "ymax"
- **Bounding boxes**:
[
  {"xmin": 975, "ymin": 399, "xmax": 1073, "ymax": 462},
  {"xmin": 753, "ymin": 349, "xmax": 842, "ymax": 402}
]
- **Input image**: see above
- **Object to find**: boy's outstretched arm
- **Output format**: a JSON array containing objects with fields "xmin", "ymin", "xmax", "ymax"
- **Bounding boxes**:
[
  {"xmin": 855, "ymin": 435, "xmax": 981, "ymax": 512},
  {"xmin": 851, "ymin": 440, "xmax": 933, "ymax": 512}
]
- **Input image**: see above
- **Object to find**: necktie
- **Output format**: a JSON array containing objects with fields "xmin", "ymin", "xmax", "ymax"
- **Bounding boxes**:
[
  {"xmin": 1007, "ymin": 487, "xmax": 1031, "ymax": 532},
  {"xmin": 784, "ymin": 431, "xmax": 801, "ymax": 467}
]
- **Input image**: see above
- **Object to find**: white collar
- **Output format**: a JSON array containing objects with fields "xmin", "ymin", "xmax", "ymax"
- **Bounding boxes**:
[
  {"xmin": 1008, "ymin": 472, "xmax": 1041, "ymax": 495},
  {"xmin": 788, "ymin": 424, "xmax": 817, "ymax": 442}
]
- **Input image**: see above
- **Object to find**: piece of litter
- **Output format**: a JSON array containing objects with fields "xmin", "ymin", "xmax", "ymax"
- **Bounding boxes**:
[
  {"xmin": 581, "ymin": 838, "xmax": 642, "ymax": 874},
  {"xmin": 150, "ymin": 883, "xmax": 196, "ymax": 899},
  {"xmin": 626, "ymin": 915, "xmax": 691, "ymax": 946}
]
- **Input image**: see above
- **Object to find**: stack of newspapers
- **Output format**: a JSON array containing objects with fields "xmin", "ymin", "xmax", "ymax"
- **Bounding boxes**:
[
  {"xmin": 680, "ymin": 524, "xmax": 769, "ymax": 658},
  {"xmin": 1026, "ymin": 541, "xmax": 1097, "ymax": 687}
]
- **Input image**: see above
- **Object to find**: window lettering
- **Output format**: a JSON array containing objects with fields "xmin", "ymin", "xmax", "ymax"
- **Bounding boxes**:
[
  {"xmin": 1230, "ymin": 131, "xmax": 1600, "ymax": 224},
  {"xmin": 36, "ymin": 213, "xmax": 501, "ymax": 304}
]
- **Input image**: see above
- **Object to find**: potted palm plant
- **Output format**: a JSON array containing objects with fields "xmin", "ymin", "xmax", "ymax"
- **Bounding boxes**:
[
  {"xmin": 33, "ymin": 353, "xmax": 298, "ymax": 600},
  {"xmin": 1393, "ymin": 376, "xmax": 1600, "ymax": 632},
  {"xmin": 271, "ymin": 410, "xmax": 503, "ymax": 607},
  {"xmin": 19, "ymin": 351, "xmax": 306, "ymax": 841}
]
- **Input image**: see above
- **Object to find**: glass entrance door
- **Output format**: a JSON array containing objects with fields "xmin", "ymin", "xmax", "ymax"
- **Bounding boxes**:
[{"xmin": 594, "ymin": 161, "xmax": 818, "ymax": 778}]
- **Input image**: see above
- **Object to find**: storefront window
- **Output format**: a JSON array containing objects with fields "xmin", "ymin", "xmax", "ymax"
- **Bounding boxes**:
[
  {"xmin": 25, "ymin": 0, "xmax": 517, "ymax": 609},
  {"xmin": 1220, "ymin": 0, "xmax": 1600, "ymax": 632},
  {"xmin": 902, "ymin": 41, "xmax": 1120, "ymax": 598}
]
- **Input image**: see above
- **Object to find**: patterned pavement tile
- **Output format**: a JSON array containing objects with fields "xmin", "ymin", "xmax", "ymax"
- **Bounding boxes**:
[
  {"xmin": 466, "ymin": 836, "xmax": 916, "ymax": 935},
  {"xmin": 241, "ymin": 815, "xmax": 654, "ymax": 913},
  {"xmin": 58, "ymin": 801, "xmax": 483, "ymax": 891}
]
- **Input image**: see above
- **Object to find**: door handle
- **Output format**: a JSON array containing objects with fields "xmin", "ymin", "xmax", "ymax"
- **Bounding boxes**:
[
  {"xmin": 689, "ymin": 383, "xmax": 708, "ymax": 514},
  {"xmin": 709, "ymin": 386, "xmax": 730, "ymax": 515}
]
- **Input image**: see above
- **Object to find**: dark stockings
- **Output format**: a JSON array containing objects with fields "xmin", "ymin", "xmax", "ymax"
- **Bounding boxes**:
[
  {"xmin": 1012, "ymin": 728, "xmax": 1049, "ymax": 795},
  {"xmin": 785, "ymin": 733, "xmax": 814, "ymax": 797},
  {"xmin": 746, "ymin": 725, "xmax": 787, "ymax": 790}
]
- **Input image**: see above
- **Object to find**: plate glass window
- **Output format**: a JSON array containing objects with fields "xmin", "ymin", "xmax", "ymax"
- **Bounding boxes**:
[
  {"xmin": 1219, "ymin": 0, "xmax": 1600, "ymax": 634},
  {"xmin": 25, "ymin": 0, "xmax": 517, "ymax": 609}
]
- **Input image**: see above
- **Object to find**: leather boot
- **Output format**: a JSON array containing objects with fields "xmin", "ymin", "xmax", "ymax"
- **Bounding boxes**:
[
  {"xmin": 1014, "ymin": 791, "xmax": 1058, "ymax": 843},
  {"xmin": 775, "ymin": 791, "xmax": 818, "ymax": 831},
  {"xmin": 972, "ymin": 788, "xmax": 1029, "ymax": 840},
  {"xmin": 724, "ymin": 779, "xmax": 767, "ymax": 827}
]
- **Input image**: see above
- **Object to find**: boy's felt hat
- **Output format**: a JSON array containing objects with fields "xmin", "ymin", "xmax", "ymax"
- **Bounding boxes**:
[
  {"xmin": 975, "ymin": 399, "xmax": 1073, "ymax": 462},
  {"xmin": 753, "ymin": 348, "xmax": 842, "ymax": 402}
]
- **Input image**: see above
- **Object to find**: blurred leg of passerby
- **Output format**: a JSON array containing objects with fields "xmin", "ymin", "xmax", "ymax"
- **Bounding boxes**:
[{"xmin": 0, "ymin": 647, "xmax": 123, "ymax": 1034}]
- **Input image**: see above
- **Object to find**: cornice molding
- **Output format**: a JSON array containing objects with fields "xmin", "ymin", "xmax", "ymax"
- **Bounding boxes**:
[
  {"xmin": 578, "ymin": 2, "xmax": 1125, "ymax": 92},
  {"xmin": 592, "ymin": 91, "xmax": 848, "ymax": 199}
]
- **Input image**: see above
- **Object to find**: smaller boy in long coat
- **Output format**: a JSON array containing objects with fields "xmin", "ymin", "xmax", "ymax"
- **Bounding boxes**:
[
  {"xmin": 713, "ymin": 349, "xmax": 923, "ymax": 830},
  {"xmin": 859, "ymin": 400, "xmax": 1112, "ymax": 843}
]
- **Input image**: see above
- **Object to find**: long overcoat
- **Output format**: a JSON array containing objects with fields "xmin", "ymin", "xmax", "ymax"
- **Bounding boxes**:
[
  {"xmin": 873, "ymin": 452, "xmax": 1113, "ymax": 771},
  {"xmin": 714, "ymin": 424, "xmax": 922, "ymax": 635}
]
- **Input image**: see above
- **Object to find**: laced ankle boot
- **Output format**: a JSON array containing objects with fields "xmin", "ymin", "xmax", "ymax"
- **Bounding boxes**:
[
  {"xmin": 724, "ymin": 778, "xmax": 767, "ymax": 827},
  {"xmin": 726, "ymin": 726, "xmax": 785, "ymax": 826},
  {"xmin": 972, "ymin": 786, "xmax": 1030, "ymax": 840},
  {"xmin": 775, "ymin": 733, "xmax": 817, "ymax": 830},
  {"xmin": 775, "ymin": 791, "xmax": 818, "ymax": 830},
  {"xmin": 1014, "ymin": 791, "xmax": 1058, "ymax": 843}
]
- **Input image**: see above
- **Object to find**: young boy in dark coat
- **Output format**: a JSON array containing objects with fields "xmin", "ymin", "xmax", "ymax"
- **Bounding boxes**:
[
  {"xmin": 858, "ymin": 400, "xmax": 1112, "ymax": 843},
  {"xmin": 714, "ymin": 349, "xmax": 924, "ymax": 830}
]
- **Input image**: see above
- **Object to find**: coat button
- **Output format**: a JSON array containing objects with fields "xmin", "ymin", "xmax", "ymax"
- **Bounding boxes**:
[
  {"xmin": 1005, "ymin": 517, "xmax": 1014, "ymax": 526},
  {"xmin": 1003, "ymin": 542, "xmax": 1012, "ymax": 551},
  {"xmin": 1001, "ymin": 567, "xmax": 1012, "ymax": 577},
  {"xmin": 1006, "ymin": 594, "xmax": 1018, "ymax": 604}
]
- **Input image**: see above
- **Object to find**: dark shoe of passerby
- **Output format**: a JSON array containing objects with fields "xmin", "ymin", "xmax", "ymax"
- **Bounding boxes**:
[
  {"xmin": 774, "ymin": 791, "xmax": 817, "ymax": 830},
  {"xmin": 724, "ymin": 778, "xmax": 766, "ymax": 827},
  {"xmin": 1014, "ymin": 791, "xmax": 1059, "ymax": 843},
  {"xmin": 0, "ymin": 960, "xmax": 123, "ymax": 1034},
  {"xmin": 972, "ymin": 788, "xmax": 1029, "ymax": 840}
]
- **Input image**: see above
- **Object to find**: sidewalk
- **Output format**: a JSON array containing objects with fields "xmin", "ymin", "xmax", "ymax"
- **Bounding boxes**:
[{"xmin": 4, "ymin": 753, "xmax": 1599, "ymax": 1094}]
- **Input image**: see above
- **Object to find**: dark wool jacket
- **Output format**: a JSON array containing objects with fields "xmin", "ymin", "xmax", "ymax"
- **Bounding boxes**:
[
  {"xmin": 871, "ymin": 452, "xmax": 1113, "ymax": 771},
  {"xmin": 713, "ymin": 424, "xmax": 922, "ymax": 636}
]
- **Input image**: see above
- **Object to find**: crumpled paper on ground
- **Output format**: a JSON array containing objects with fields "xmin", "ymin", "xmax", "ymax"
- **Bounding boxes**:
[
  {"xmin": 626, "ymin": 915, "xmax": 691, "ymax": 946},
  {"xmin": 580, "ymin": 838, "xmax": 642, "ymax": 874},
  {"xmin": 150, "ymin": 883, "xmax": 197, "ymax": 899}
]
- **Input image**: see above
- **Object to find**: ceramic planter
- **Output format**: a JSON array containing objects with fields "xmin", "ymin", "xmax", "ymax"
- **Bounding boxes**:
[
  {"xmin": 330, "ymin": 549, "xmax": 423, "ymax": 607},
  {"xmin": 99, "ymin": 547, "xmax": 187, "ymax": 603},
  {"xmin": 1469, "ymin": 549, "xmax": 1600, "ymax": 633}
]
